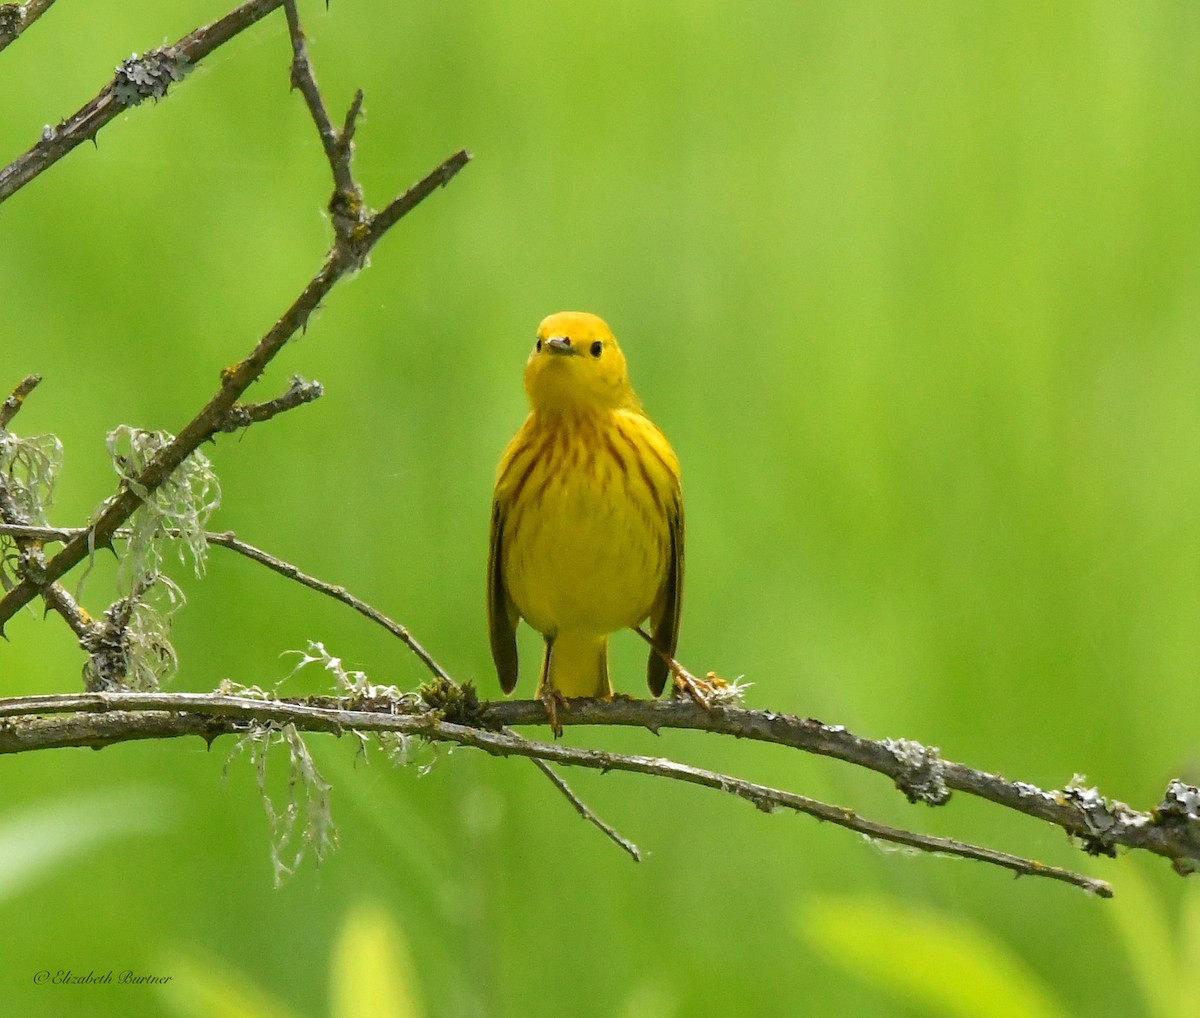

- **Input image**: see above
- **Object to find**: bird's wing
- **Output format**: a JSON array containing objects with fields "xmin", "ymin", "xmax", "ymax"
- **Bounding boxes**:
[
  {"xmin": 647, "ymin": 491, "xmax": 684, "ymax": 696},
  {"xmin": 488, "ymin": 498, "xmax": 520, "ymax": 693}
]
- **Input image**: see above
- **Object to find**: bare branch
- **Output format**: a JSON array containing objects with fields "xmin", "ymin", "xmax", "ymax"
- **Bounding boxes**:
[
  {"xmin": 485, "ymin": 698, "xmax": 1200, "ymax": 875},
  {"xmin": 3, "ymin": 517, "xmax": 1195, "ymax": 881},
  {"xmin": 0, "ymin": 384, "xmax": 98, "ymax": 645},
  {"xmin": 282, "ymin": 0, "xmax": 360, "ymax": 216},
  {"xmin": 0, "ymin": 518, "xmax": 641, "ymax": 859},
  {"xmin": 368, "ymin": 150, "xmax": 473, "ymax": 240},
  {"xmin": 206, "ymin": 530, "xmax": 455, "ymax": 683},
  {"xmin": 528, "ymin": 758, "xmax": 642, "ymax": 862},
  {"xmin": 0, "ymin": 374, "xmax": 42, "ymax": 430},
  {"xmin": 0, "ymin": 0, "xmax": 287, "ymax": 204},
  {"xmin": 0, "ymin": 690, "xmax": 1111, "ymax": 896},
  {"xmin": 0, "ymin": 519, "xmax": 446, "ymax": 691},
  {"xmin": 0, "ymin": 147, "xmax": 466, "ymax": 634},
  {"xmin": 214, "ymin": 377, "xmax": 324, "ymax": 433},
  {"xmin": 0, "ymin": 0, "xmax": 57, "ymax": 55}
]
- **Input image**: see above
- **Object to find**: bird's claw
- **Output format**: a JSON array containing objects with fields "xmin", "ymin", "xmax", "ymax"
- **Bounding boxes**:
[
  {"xmin": 541, "ymin": 687, "xmax": 569, "ymax": 737},
  {"xmin": 671, "ymin": 667, "xmax": 727, "ymax": 710}
]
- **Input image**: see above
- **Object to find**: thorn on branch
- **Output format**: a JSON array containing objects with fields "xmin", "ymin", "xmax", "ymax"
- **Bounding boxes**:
[{"xmin": 341, "ymin": 89, "xmax": 365, "ymax": 148}]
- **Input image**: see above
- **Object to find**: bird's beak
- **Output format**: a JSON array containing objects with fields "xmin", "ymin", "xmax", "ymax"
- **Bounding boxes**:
[{"xmin": 544, "ymin": 336, "xmax": 577, "ymax": 356}]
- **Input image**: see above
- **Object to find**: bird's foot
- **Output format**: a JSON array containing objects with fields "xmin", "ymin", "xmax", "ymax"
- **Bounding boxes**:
[
  {"xmin": 541, "ymin": 687, "xmax": 569, "ymax": 738},
  {"xmin": 671, "ymin": 667, "xmax": 728, "ymax": 710}
]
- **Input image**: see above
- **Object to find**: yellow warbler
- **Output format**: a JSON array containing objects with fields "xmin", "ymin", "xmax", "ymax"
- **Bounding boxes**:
[{"xmin": 488, "ymin": 311, "xmax": 683, "ymax": 701}]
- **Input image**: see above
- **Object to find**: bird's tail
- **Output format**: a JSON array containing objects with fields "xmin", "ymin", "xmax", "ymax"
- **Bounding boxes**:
[{"xmin": 538, "ymin": 632, "xmax": 612, "ymax": 698}]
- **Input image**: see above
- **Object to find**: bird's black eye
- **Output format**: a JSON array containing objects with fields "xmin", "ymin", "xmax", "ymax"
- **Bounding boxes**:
[
  {"xmin": 535, "ymin": 338, "xmax": 542, "ymax": 352},
  {"xmin": 590, "ymin": 341, "xmax": 603, "ymax": 358}
]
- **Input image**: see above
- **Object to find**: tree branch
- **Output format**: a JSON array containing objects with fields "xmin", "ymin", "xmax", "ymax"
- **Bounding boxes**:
[
  {"xmin": 0, "ymin": 0, "xmax": 287, "ymax": 203},
  {"xmin": 0, "ymin": 520, "xmax": 640, "ymax": 860},
  {"xmin": 5, "ymin": 517, "xmax": 1195, "ymax": 885},
  {"xmin": 0, "ymin": 0, "xmax": 57, "ymax": 55},
  {"xmin": 8, "ymin": 1, "xmax": 1162, "ymax": 900},
  {"xmin": 0, "ymin": 377, "xmax": 98, "ymax": 644},
  {"xmin": 486, "ymin": 699, "xmax": 1200, "ymax": 877},
  {"xmin": 282, "ymin": 0, "xmax": 361, "ymax": 230},
  {"xmin": 213, "ymin": 377, "xmax": 325, "ymax": 433},
  {"xmin": 0, "ymin": 373, "xmax": 42, "ymax": 430},
  {"xmin": 0, "ymin": 689, "xmax": 1115, "ymax": 896},
  {"xmin": 0, "ymin": 149, "xmax": 469, "ymax": 634}
]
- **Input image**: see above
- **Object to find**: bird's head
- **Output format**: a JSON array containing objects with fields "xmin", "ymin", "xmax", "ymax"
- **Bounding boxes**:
[{"xmin": 523, "ymin": 311, "xmax": 640, "ymax": 414}]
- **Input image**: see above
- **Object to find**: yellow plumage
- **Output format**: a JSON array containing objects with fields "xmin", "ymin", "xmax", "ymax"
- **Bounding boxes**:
[{"xmin": 488, "ymin": 311, "xmax": 683, "ymax": 699}]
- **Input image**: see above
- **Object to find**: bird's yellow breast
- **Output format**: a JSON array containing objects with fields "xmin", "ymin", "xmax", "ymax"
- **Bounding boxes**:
[{"xmin": 497, "ymin": 409, "xmax": 674, "ymax": 638}]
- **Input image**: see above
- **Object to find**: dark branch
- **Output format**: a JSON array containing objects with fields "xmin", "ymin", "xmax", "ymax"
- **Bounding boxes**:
[
  {"xmin": 282, "ymin": 0, "xmax": 361, "ymax": 226},
  {"xmin": 0, "ymin": 146, "xmax": 466, "ymax": 634},
  {"xmin": 0, "ymin": 374, "xmax": 42, "ymax": 429},
  {"xmin": 4, "ymin": 517, "xmax": 1193, "ymax": 883},
  {"xmin": 214, "ymin": 377, "xmax": 324, "ymax": 432},
  {"xmin": 204, "ymin": 530, "xmax": 455, "ymax": 683},
  {"xmin": 0, "ymin": 0, "xmax": 285, "ymax": 203},
  {"xmin": 0, "ymin": 379, "xmax": 97, "ymax": 645},
  {"xmin": 0, "ymin": 691, "xmax": 1113, "ymax": 896},
  {"xmin": 485, "ymin": 698, "xmax": 1200, "ymax": 875},
  {"xmin": 368, "ymin": 150, "xmax": 473, "ymax": 240},
  {"xmin": 0, "ymin": 0, "xmax": 57, "ymax": 54}
]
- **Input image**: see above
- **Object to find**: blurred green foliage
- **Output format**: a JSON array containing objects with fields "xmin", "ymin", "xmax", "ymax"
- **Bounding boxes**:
[{"xmin": 2, "ymin": 1, "xmax": 1200, "ymax": 1015}]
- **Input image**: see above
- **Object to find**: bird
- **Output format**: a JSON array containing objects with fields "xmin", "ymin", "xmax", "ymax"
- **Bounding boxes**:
[{"xmin": 488, "ymin": 311, "xmax": 683, "ymax": 713}]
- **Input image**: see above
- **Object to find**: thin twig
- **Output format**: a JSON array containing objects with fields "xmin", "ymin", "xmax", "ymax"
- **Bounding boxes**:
[
  {"xmin": 368, "ymin": 150, "xmax": 472, "ymax": 240},
  {"xmin": 282, "ymin": 0, "xmax": 367, "ymax": 243},
  {"xmin": 208, "ymin": 530, "xmax": 455, "ymax": 684},
  {"xmin": 0, "ymin": 151, "xmax": 467, "ymax": 635},
  {"xmin": 0, "ymin": 520, "xmax": 641, "ymax": 860},
  {"xmin": 0, "ymin": 0, "xmax": 58, "ymax": 55},
  {"xmin": 0, "ymin": 521, "xmax": 451, "ymax": 680},
  {"xmin": 0, "ymin": 0, "xmax": 287, "ymax": 203},
  {"xmin": 0, "ymin": 690, "xmax": 1109, "ymax": 896},
  {"xmin": 0, "ymin": 374, "xmax": 42, "ymax": 430},
  {"xmin": 214, "ymin": 378, "xmax": 325, "ymax": 433},
  {"xmin": 528, "ymin": 758, "xmax": 642, "ymax": 861},
  {"xmin": 0, "ymin": 379, "xmax": 97, "ymax": 644},
  {"xmin": 282, "ymin": 0, "xmax": 353, "ymax": 196}
]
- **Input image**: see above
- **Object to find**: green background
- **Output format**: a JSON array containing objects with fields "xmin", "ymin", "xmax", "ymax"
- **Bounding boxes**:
[{"xmin": 2, "ymin": 1, "xmax": 1199, "ymax": 1015}]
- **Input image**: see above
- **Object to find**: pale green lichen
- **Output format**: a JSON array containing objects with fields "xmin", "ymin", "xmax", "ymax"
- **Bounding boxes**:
[
  {"xmin": 0, "ymin": 430, "xmax": 62, "ymax": 524},
  {"xmin": 289, "ymin": 641, "xmax": 422, "ymax": 770},
  {"xmin": 83, "ymin": 573, "xmax": 183, "ymax": 691},
  {"xmin": 226, "ymin": 720, "xmax": 337, "ymax": 888},
  {"xmin": 105, "ymin": 425, "xmax": 220, "ymax": 590},
  {"xmin": 0, "ymin": 430, "xmax": 64, "ymax": 592}
]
